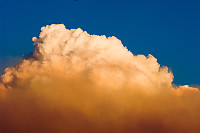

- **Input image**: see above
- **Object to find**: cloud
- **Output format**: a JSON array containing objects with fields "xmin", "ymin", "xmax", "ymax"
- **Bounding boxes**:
[
  {"xmin": 0, "ymin": 56, "xmax": 21, "ymax": 74},
  {"xmin": 0, "ymin": 24, "xmax": 200, "ymax": 133}
]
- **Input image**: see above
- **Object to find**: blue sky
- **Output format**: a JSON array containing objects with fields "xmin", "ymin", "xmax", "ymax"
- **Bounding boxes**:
[{"xmin": 0, "ymin": 0, "xmax": 199, "ymax": 85}]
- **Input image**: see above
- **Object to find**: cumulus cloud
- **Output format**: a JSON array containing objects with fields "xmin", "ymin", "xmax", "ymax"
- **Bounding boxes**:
[
  {"xmin": 0, "ymin": 24, "xmax": 199, "ymax": 133},
  {"xmin": 0, "ymin": 56, "xmax": 21, "ymax": 75}
]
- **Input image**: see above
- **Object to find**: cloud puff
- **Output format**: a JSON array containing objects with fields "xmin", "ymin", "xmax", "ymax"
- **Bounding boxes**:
[{"xmin": 0, "ymin": 24, "xmax": 199, "ymax": 133}]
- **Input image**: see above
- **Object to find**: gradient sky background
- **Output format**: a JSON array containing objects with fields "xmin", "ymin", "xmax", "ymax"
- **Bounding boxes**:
[{"xmin": 0, "ymin": 0, "xmax": 199, "ymax": 85}]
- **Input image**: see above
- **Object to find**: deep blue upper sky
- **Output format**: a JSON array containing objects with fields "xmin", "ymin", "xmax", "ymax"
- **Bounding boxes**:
[{"xmin": 0, "ymin": 0, "xmax": 199, "ymax": 85}]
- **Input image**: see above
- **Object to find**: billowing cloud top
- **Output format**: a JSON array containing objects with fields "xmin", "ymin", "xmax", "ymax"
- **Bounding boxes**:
[
  {"xmin": 2, "ymin": 24, "xmax": 174, "ymax": 90},
  {"xmin": 0, "ymin": 24, "xmax": 199, "ymax": 133}
]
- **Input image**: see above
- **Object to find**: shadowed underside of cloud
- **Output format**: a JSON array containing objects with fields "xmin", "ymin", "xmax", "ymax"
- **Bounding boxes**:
[{"xmin": 0, "ymin": 24, "xmax": 200, "ymax": 133}]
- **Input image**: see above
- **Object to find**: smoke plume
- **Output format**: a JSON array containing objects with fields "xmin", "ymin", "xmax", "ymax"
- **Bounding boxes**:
[{"xmin": 0, "ymin": 24, "xmax": 200, "ymax": 133}]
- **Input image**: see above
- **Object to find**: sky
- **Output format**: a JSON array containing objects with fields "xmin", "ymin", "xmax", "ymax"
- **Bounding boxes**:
[{"xmin": 0, "ymin": 0, "xmax": 200, "ymax": 85}]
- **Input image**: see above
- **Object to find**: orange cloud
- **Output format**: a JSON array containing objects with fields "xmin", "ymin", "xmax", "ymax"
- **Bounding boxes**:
[{"xmin": 0, "ymin": 24, "xmax": 199, "ymax": 133}]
